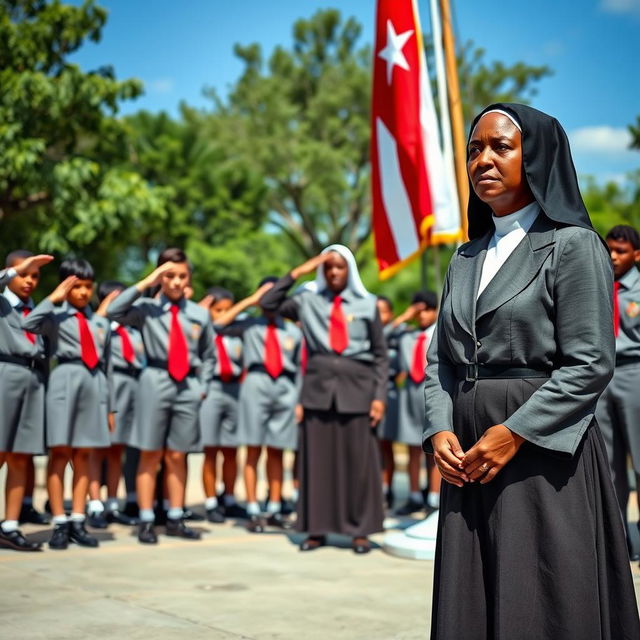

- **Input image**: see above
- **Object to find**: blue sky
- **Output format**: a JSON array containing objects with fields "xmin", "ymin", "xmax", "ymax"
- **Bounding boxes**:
[{"xmin": 69, "ymin": 0, "xmax": 640, "ymax": 184}]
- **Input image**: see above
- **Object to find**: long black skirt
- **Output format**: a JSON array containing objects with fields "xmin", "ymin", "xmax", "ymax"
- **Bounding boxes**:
[
  {"xmin": 296, "ymin": 410, "xmax": 384, "ymax": 537},
  {"xmin": 431, "ymin": 377, "xmax": 640, "ymax": 640}
]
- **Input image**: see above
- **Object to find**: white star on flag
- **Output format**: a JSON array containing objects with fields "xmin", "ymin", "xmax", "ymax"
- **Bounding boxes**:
[{"xmin": 377, "ymin": 20, "xmax": 414, "ymax": 85}]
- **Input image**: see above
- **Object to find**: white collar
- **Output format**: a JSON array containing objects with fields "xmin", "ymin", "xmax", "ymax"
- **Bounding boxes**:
[
  {"xmin": 492, "ymin": 201, "xmax": 540, "ymax": 239},
  {"xmin": 2, "ymin": 287, "xmax": 32, "ymax": 310}
]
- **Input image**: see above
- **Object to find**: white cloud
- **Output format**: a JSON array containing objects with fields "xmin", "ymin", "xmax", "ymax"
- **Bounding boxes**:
[
  {"xmin": 148, "ymin": 78, "xmax": 175, "ymax": 94},
  {"xmin": 569, "ymin": 126, "xmax": 633, "ymax": 155},
  {"xmin": 600, "ymin": 0, "xmax": 640, "ymax": 14}
]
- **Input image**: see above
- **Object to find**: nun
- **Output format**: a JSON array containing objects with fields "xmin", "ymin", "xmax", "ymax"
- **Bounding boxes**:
[
  {"xmin": 261, "ymin": 244, "xmax": 387, "ymax": 554},
  {"xmin": 424, "ymin": 104, "xmax": 640, "ymax": 639}
]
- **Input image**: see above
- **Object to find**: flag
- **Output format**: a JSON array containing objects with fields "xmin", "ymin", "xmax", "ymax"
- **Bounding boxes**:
[{"xmin": 371, "ymin": 0, "xmax": 461, "ymax": 279}]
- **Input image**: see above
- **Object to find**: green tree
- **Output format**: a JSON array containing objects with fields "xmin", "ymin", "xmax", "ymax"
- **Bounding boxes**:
[
  {"xmin": 630, "ymin": 115, "xmax": 640, "ymax": 150},
  {"xmin": 0, "ymin": 0, "xmax": 168, "ymax": 277}
]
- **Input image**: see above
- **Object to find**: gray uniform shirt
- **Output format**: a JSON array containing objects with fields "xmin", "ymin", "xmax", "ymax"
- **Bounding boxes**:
[
  {"xmin": 110, "ymin": 321, "xmax": 145, "ymax": 371},
  {"xmin": 615, "ymin": 267, "xmax": 640, "ymax": 358},
  {"xmin": 212, "ymin": 333, "xmax": 244, "ymax": 379},
  {"xmin": 0, "ymin": 269, "xmax": 47, "ymax": 360},
  {"xmin": 424, "ymin": 217, "xmax": 615, "ymax": 457},
  {"xmin": 106, "ymin": 287, "xmax": 216, "ymax": 392},
  {"xmin": 398, "ymin": 324, "xmax": 435, "ymax": 375}
]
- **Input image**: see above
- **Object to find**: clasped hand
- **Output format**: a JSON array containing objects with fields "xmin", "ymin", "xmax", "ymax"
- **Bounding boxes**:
[{"xmin": 431, "ymin": 425, "xmax": 524, "ymax": 486}]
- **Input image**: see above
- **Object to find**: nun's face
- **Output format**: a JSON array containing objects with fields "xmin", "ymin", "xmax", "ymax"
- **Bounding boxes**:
[
  {"xmin": 324, "ymin": 252, "xmax": 349, "ymax": 293},
  {"xmin": 467, "ymin": 113, "xmax": 534, "ymax": 216}
]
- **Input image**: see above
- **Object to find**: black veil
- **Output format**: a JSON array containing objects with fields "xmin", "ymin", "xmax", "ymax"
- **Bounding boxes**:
[{"xmin": 467, "ymin": 103, "xmax": 595, "ymax": 240}]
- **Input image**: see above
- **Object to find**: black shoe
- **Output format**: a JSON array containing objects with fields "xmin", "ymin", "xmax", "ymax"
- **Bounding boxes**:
[
  {"xmin": 352, "ymin": 537, "xmax": 371, "ymax": 555},
  {"xmin": 222, "ymin": 502, "xmax": 248, "ymax": 519},
  {"xmin": 280, "ymin": 499, "xmax": 294, "ymax": 516},
  {"xmin": 0, "ymin": 528, "xmax": 42, "ymax": 551},
  {"xmin": 19, "ymin": 505, "xmax": 51, "ymax": 525},
  {"xmin": 182, "ymin": 508, "xmax": 205, "ymax": 522},
  {"xmin": 69, "ymin": 520, "xmax": 99, "ymax": 547},
  {"xmin": 106, "ymin": 510, "xmax": 138, "ymax": 526},
  {"xmin": 123, "ymin": 501, "xmax": 139, "ymax": 519},
  {"xmin": 246, "ymin": 514, "xmax": 266, "ymax": 533},
  {"xmin": 87, "ymin": 512, "xmax": 109, "ymax": 529},
  {"xmin": 395, "ymin": 499, "xmax": 424, "ymax": 516},
  {"xmin": 265, "ymin": 512, "xmax": 292, "ymax": 530},
  {"xmin": 49, "ymin": 522, "xmax": 70, "ymax": 550},
  {"xmin": 299, "ymin": 535, "xmax": 326, "ymax": 552},
  {"xmin": 384, "ymin": 489, "xmax": 395, "ymax": 510},
  {"xmin": 138, "ymin": 522, "xmax": 158, "ymax": 544},
  {"xmin": 206, "ymin": 507, "xmax": 225, "ymax": 524},
  {"xmin": 165, "ymin": 518, "xmax": 201, "ymax": 540}
]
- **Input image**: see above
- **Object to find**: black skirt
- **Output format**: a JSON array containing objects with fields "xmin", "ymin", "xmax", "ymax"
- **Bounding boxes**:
[
  {"xmin": 431, "ymin": 377, "xmax": 640, "ymax": 640},
  {"xmin": 296, "ymin": 410, "xmax": 384, "ymax": 537}
]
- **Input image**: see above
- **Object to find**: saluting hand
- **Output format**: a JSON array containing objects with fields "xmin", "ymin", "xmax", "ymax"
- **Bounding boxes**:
[
  {"xmin": 248, "ymin": 281, "xmax": 275, "ymax": 305},
  {"xmin": 137, "ymin": 261, "xmax": 178, "ymax": 292},
  {"xmin": 369, "ymin": 399, "xmax": 385, "ymax": 428},
  {"xmin": 14, "ymin": 254, "xmax": 54, "ymax": 275},
  {"xmin": 461, "ymin": 424, "xmax": 525, "ymax": 484},
  {"xmin": 96, "ymin": 290, "xmax": 120, "ymax": 317},
  {"xmin": 290, "ymin": 253, "xmax": 331, "ymax": 279},
  {"xmin": 48, "ymin": 276, "xmax": 78, "ymax": 304},
  {"xmin": 431, "ymin": 431, "xmax": 469, "ymax": 487},
  {"xmin": 197, "ymin": 294, "xmax": 215, "ymax": 309}
]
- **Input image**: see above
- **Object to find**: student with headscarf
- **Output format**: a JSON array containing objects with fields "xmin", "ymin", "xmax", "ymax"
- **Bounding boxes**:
[
  {"xmin": 261, "ymin": 244, "xmax": 387, "ymax": 554},
  {"xmin": 423, "ymin": 104, "xmax": 640, "ymax": 638}
]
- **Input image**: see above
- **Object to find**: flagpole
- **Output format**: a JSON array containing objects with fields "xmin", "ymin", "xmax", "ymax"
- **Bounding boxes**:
[{"xmin": 438, "ymin": 0, "xmax": 469, "ymax": 241}]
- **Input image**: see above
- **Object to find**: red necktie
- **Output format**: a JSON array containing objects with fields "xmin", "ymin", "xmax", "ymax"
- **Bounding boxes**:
[
  {"xmin": 409, "ymin": 333, "xmax": 427, "ymax": 384},
  {"xmin": 300, "ymin": 339, "xmax": 308, "ymax": 376},
  {"xmin": 613, "ymin": 281, "xmax": 621, "ymax": 338},
  {"xmin": 116, "ymin": 325, "xmax": 135, "ymax": 364},
  {"xmin": 21, "ymin": 307, "xmax": 36, "ymax": 344},
  {"xmin": 76, "ymin": 312, "xmax": 99, "ymax": 369},
  {"xmin": 168, "ymin": 305, "xmax": 190, "ymax": 382},
  {"xmin": 216, "ymin": 334, "xmax": 234, "ymax": 382},
  {"xmin": 329, "ymin": 296, "xmax": 349, "ymax": 354},
  {"xmin": 264, "ymin": 323, "xmax": 283, "ymax": 378}
]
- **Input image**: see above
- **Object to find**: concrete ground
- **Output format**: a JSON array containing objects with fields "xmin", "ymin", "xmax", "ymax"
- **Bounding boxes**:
[{"xmin": 1, "ymin": 453, "xmax": 639, "ymax": 639}]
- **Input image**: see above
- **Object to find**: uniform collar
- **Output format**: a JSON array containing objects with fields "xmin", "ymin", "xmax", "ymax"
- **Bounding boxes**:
[
  {"xmin": 619, "ymin": 266, "xmax": 639, "ymax": 290},
  {"xmin": 2, "ymin": 287, "xmax": 33, "ymax": 310},
  {"xmin": 491, "ymin": 201, "xmax": 540, "ymax": 239},
  {"xmin": 160, "ymin": 294, "xmax": 186, "ymax": 311},
  {"xmin": 63, "ymin": 300, "xmax": 93, "ymax": 318},
  {"xmin": 323, "ymin": 287, "xmax": 354, "ymax": 303}
]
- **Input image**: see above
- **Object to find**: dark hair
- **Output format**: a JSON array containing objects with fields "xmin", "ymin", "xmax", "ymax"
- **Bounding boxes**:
[
  {"xmin": 412, "ymin": 290, "xmax": 438, "ymax": 310},
  {"xmin": 98, "ymin": 280, "xmax": 125, "ymax": 302},
  {"xmin": 207, "ymin": 286, "xmax": 235, "ymax": 304},
  {"xmin": 259, "ymin": 276, "xmax": 279, "ymax": 287},
  {"xmin": 157, "ymin": 248, "xmax": 188, "ymax": 267},
  {"xmin": 59, "ymin": 258, "xmax": 94, "ymax": 282},
  {"xmin": 377, "ymin": 295, "xmax": 394, "ymax": 312},
  {"xmin": 606, "ymin": 225, "xmax": 640, "ymax": 251},
  {"xmin": 5, "ymin": 249, "xmax": 34, "ymax": 268}
]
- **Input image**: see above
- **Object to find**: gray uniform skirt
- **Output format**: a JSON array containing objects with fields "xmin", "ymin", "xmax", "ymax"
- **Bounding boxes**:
[
  {"xmin": 297, "ymin": 410, "xmax": 384, "ymax": 537},
  {"xmin": 395, "ymin": 379, "xmax": 424, "ymax": 446},
  {"xmin": 46, "ymin": 362, "xmax": 110, "ymax": 449},
  {"xmin": 237, "ymin": 372, "xmax": 298, "ymax": 450},
  {"xmin": 0, "ymin": 362, "xmax": 45, "ymax": 454},
  {"xmin": 430, "ymin": 376, "xmax": 640, "ymax": 640},
  {"xmin": 111, "ymin": 371, "xmax": 138, "ymax": 446},
  {"xmin": 199, "ymin": 379, "xmax": 240, "ymax": 447}
]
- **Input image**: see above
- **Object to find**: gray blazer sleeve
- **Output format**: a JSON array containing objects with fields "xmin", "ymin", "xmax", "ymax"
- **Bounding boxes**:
[
  {"xmin": 0, "ymin": 268, "xmax": 16, "ymax": 289},
  {"xmin": 503, "ymin": 230, "xmax": 615, "ymax": 456},
  {"xmin": 106, "ymin": 286, "xmax": 146, "ymax": 328},
  {"xmin": 369, "ymin": 310, "xmax": 389, "ymax": 404},
  {"xmin": 260, "ymin": 273, "xmax": 301, "ymax": 321},
  {"xmin": 22, "ymin": 298, "xmax": 57, "ymax": 339},
  {"xmin": 198, "ymin": 320, "xmax": 217, "ymax": 395},
  {"xmin": 422, "ymin": 267, "xmax": 458, "ymax": 452}
]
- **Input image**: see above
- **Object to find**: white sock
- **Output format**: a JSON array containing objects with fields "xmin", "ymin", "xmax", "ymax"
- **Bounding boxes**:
[
  {"xmin": 53, "ymin": 514, "xmax": 68, "ymax": 525},
  {"xmin": 410, "ymin": 491, "xmax": 423, "ymax": 504},
  {"xmin": 427, "ymin": 492, "xmax": 440, "ymax": 509},
  {"xmin": 106, "ymin": 497, "xmax": 119, "ymax": 512},
  {"xmin": 246, "ymin": 501, "xmax": 260, "ymax": 516},
  {"xmin": 22, "ymin": 496, "xmax": 33, "ymax": 506},
  {"xmin": 140, "ymin": 509, "xmax": 155, "ymax": 523},
  {"xmin": 88, "ymin": 499, "xmax": 104, "ymax": 514},
  {"xmin": 1, "ymin": 520, "xmax": 18, "ymax": 533},
  {"xmin": 291, "ymin": 488, "xmax": 299, "ymax": 502},
  {"xmin": 223, "ymin": 494, "xmax": 236, "ymax": 507},
  {"xmin": 266, "ymin": 501, "xmax": 281, "ymax": 514},
  {"xmin": 205, "ymin": 497, "xmax": 218, "ymax": 511},
  {"xmin": 70, "ymin": 512, "xmax": 86, "ymax": 523},
  {"xmin": 167, "ymin": 507, "xmax": 183, "ymax": 520}
]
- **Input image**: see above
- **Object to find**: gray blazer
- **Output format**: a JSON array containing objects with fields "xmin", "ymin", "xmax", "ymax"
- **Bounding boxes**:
[{"xmin": 423, "ymin": 215, "xmax": 615, "ymax": 456}]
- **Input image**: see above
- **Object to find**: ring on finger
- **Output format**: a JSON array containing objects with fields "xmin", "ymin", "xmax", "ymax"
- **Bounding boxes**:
[{"xmin": 479, "ymin": 463, "xmax": 490, "ymax": 474}]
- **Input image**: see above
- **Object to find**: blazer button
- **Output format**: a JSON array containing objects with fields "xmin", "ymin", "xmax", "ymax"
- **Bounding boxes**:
[{"xmin": 476, "ymin": 341, "xmax": 482, "ymax": 348}]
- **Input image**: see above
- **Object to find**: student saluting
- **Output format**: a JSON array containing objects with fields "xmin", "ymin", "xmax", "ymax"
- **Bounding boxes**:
[
  {"xmin": 107, "ymin": 248, "xmax": 216, "ymax": 544},
  {"xmin": 261, "ymin": 244, "xmax": 387, "ymax": 554}
]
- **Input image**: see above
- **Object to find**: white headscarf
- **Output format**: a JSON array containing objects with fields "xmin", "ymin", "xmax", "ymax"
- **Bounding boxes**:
[
  {"xmin": 314, "ymin": 244, "xmax": 371, "ymax": 299},
  {"xmin": 479, "ymin": 109, "xmax": 522, "ymax": 132}
]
